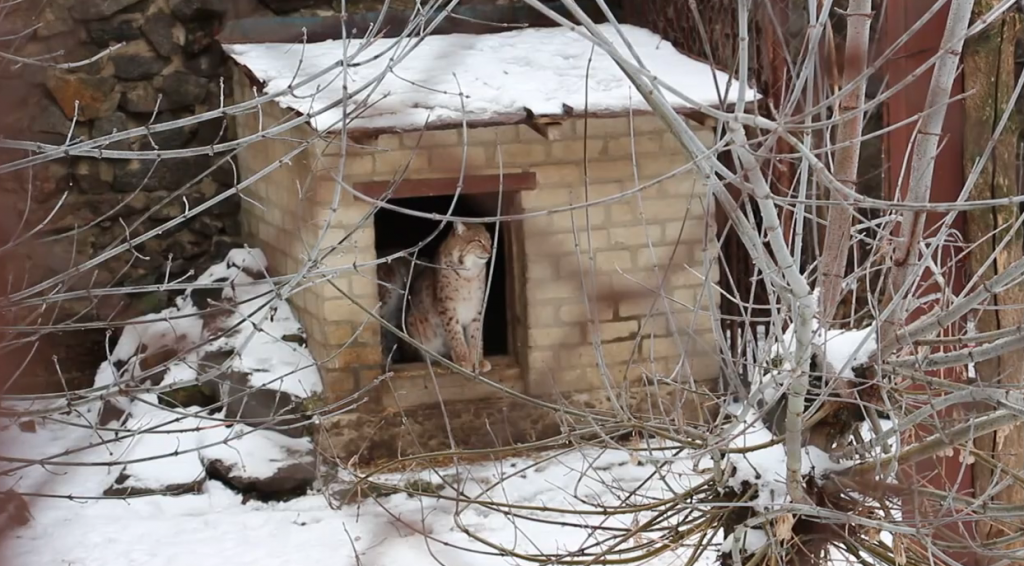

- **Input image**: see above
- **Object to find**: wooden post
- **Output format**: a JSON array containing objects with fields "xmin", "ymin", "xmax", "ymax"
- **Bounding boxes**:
[{"xmin": 962, "ymin": 4, "xmax": 1024, "ymax": 560}]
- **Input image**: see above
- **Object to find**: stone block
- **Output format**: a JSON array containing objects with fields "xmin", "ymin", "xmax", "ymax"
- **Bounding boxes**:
[{"xmin": 45, "ymin": 71, "xmax": 118, "ymax": 120}]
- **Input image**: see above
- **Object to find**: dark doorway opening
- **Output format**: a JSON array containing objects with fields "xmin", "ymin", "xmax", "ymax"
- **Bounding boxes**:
[{"xmin": 372, "ymin": 192, "xmax": 514, "ymax": 364}]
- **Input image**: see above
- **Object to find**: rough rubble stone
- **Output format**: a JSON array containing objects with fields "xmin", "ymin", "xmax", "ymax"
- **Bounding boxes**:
[
  {"xmin": 119, "ymin": 80, "xmax": 163, "ymax": 113},
  {"xmin": 169, "ymin": 0, "xmax": 226, "ymax": 22},
  {"xmin": 111, "ymin": 51, "xmax": 169, "ymax": 81},
  {"xmin": 193, "ymin": 173, "xmax": 221, "ymax": 200},
  {"xmin": 49, "ymin": 193, "xmax": 145, "ymax": 229},
  {"xmin": 112, "ymin": 155, "xmax": 210, "ymax": 192},
  {"xmin": 190, "ymin": 215, "xmax": 225, "ymax": 237},
  {"xmin": 86, "ymin": 15, "xmax": 142, "ymax": 46},
  {"xmin": 206, "ymin": 74, "xmax": 231, "ymax": 98},
  {"xmin": 0, "ymin": 83, "xmax": 41, "ymax": 132},
  {"xmin": 158, "ymin": 383, "xmax": 217, "ymax": 408},
  {"xmin": 156, "ymin": 71, "xmax": 209, "ymax": 110},
  {"xmin": 220, "ymin": 377, "xmax": 308, "ymax": 439},
  {"xmin": 166, "ymin": 228, "xmax": 210, "ymax": 259},
  {"xmin": 70, "ymin": 0, "xmax": 145, "ymax": 21},
  {"xmin": 45, "ymin": 71, "xmax": 118, "ymax": 120},
  {"xmin": 193, "ymin": 114, "xmax": 228, "ymax": 147},
  {"xmin": 0, "ymin": 491, "xmax": 33, "ymax": 529},
  {"xmin": 73, "ymin": 122, "xmax": 91, "ymax": 142},
  {"xmin": 210, "ymin": 159, "xmax": 238, "ymax": 187},
  {"xmin": 92, "ymin": 112, "xmax": 132, "ymax": 150},
  {"xmin": 134, "ymin": 112, "xmax": 197, "ymax": 151},
  {"xmin": 213, "ymin": 193, "xmax": 242, "ymax": 217},
  {"xmin": 196, "ymin": 349, "xmax": 234, "ymax": 375},
  {"xmin": 211, "ymin": 236, "xmax": 243, "ymax": 260},
  {"xmin": 193, "ymin": 350, "xmax": 309, "ymax": 439},
  {"xmin": 150, "ymin": 194, "xmax": 186, "ymax": 221},
  {"xmin": 183, "ymin": 45, "xmax": 225, "ymax": 78},
  {"xmin": 33, "ymin": 98, "xmax": 73, "ymax": 136},
  {"xmin": 71, "ymin": 158, "xmax": 115, "ymax": 194},
  {"xmin": 235, "ymin": 389, "xmax": 307, "ymax": 439},
  {"xmin": 121, "ymin": 0, "xmax": 155, "ymax": 14},
  {"xmin": 36, "ymin": 4, "xmax": 76, "ymax": 37},
  {"xmin": 54, "ymin": 44, "xmax": 106, "ymax": 76},
  {"xmin": 141, "ymin": 10, "xmax": 182, "ymax": 57},
  {"xmin": 97, "ymin": 399, "xmax": 127, "ymax": 426},
  {"xmin": 205, "ymin": 458, "xmax": 315, "ymax": 503},
  {"xmin": 182, "ymin": 21, "xmax": 216, "ymax": 55}
]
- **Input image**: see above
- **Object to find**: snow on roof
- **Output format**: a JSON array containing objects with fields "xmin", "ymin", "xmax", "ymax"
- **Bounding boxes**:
[{"xmin": 224, "ymin": 23, "xmax": 751, "ymax": 133}]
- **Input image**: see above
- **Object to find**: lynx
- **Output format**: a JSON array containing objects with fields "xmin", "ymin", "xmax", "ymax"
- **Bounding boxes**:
[
  {"xmin": 376, "ymin": 221, "xmax": 493, "ymax": 373},
  {"xmin": 377, "ymin": 254, "xmax": 413, "ymax": 362}
]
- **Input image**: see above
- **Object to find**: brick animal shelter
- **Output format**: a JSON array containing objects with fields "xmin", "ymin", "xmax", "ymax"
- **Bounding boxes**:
[{"xmin": 224, "ymin": 22, "xmax": 744, "ymax": 460}]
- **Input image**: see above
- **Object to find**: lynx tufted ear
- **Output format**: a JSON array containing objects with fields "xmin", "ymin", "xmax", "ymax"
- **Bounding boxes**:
[{"xmin": 453, "ymin": 221, "xmax": 466, "ymax": 235}]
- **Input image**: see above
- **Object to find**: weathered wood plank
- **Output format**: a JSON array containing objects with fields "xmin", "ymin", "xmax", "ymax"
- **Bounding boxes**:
[
  {"xmin": 353, "ymin": 172, "xmax": 537, "ymax": 200},
  {"xmin": 963, "ymin": 3, "xmax": 1024, "ymax": 556}
]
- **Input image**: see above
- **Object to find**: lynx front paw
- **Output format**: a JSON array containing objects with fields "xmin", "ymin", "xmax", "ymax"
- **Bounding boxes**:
[
  {"xmin": 453, "ymin": 355, "xmax": 474, "ymax": 373},
  {"xmin": 454, "ymin": 356, "xmax": 490, "ymax": 374}
]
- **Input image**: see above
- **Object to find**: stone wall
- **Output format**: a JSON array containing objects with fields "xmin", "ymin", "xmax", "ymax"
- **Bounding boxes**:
[{"xmin": 1, "ymin": 0, "xmax": 245, "ymax": 393}]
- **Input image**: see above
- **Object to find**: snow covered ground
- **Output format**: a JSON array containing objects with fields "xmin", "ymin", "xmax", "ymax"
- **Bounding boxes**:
[
  {"xmin": 0, "ymin": 415, "xmax": 718, "ymax": 566},
  {"xmin": 0, "ymin": 249, "xmax": 891, "ymax": 565}
]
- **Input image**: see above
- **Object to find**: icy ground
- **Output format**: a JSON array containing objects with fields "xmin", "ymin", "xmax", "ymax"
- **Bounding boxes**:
[{"xmin": 0, "ymin": 417, "xmax": 718, "ymax": 566}]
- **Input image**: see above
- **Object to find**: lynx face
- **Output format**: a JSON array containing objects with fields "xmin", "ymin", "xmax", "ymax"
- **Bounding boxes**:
[{"xmin": 443, "ymin": 221, "xmax": 492, "ymax": 271}]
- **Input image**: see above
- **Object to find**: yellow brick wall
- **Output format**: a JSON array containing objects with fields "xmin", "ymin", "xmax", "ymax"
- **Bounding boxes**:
[
  {"xmin": 514, "ymin": 115, "xmax": 719, "ymax": 396},
  {"xmin": 232, "ymin": 63, "xmax": 345, "ymax": 399},
  {"xmin": 234, "ymin": 65, "xmax": 719, "ymax": 411},
  {"xmin": 314, "ymin": 114, "xmax": 717, "ymax": 407}
]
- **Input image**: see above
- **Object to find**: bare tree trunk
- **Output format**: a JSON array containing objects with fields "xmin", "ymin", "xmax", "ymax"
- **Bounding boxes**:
[
  {"xmin": 817, "ymin": 0, "xmax": 874, "ymax": 322},
  {"xmin": 962, "ymin": 3, "xmax": 1024, "ymax": 561}
]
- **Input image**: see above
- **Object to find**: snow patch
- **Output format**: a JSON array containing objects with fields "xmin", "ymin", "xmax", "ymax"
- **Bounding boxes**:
[
  {"xmin": 0, "ymin": 417, "xmax": 719, "ymax": 566},
  {"xmin": 750, "ymin": 319, "xmax": 878, "ymax": 408},
  {"xmin": 713, "ymin": 404, "xmax": 852, "ymax": 511},
  {"xmin": 224, "ymin": 248, "xmax": 268, "ymax": 275},
  {"xmin": 75, "ymin": 248, "xmax": 324, "ymax": 498},
  {"xmin": 224, "ymin": 24, "xmax": 753, "ymax": 133},
  {"xmin": 721, "ymin": 527, "xmax": 769, "ymax": 555},
  {"xmin": 97, "ymin": 247, "xmax": 322, "ymax": 401},
  {"xmin": 111, "ymin": 412, "xmax": 208, "ymax": 491},
  {"xmin": 108, "ymin": 307, "xmax": 204, "ymax": 368}
]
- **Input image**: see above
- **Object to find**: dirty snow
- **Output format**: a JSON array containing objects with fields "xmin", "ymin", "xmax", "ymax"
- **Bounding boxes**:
[
  {"xmin": 750, "ymin": 318, "xmax": 878, "ymax": 408},
  {"xmin": 721, "ymin": 527, "xmax": 769, "ymax": 555},
  {"xmin": 224, "ymin": 24, "xmax": 752, "ymax": 132},
  {"xmin": 102, "ymin": 247, "xmax": 322, "ymax": 402},
  {"xmin": 0, "ymin": 415, "xmax": 719, "ymax": 566},
  {"xmin": 0, "ymin": 409, "xmax": 893, "ymax": 566},
  {"xmin": 200, "ymin": 424, "xmax": 314, "ymax": 480},
  {"xmin": 710, "ymin": 403, "xmax": 853, "ymax": 511},
  {"xmin": 111, "ymin": 412, "xmax": 209, "ymax": 491},
  {"xmin": 69, "ymin": 247, "xmax": 325, "ymax": 492}
]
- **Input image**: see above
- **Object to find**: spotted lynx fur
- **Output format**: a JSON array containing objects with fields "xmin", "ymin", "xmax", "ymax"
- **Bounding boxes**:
[{"xmin": 377, "ymin": 221, "xmax": 493, "ymax": 372}]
